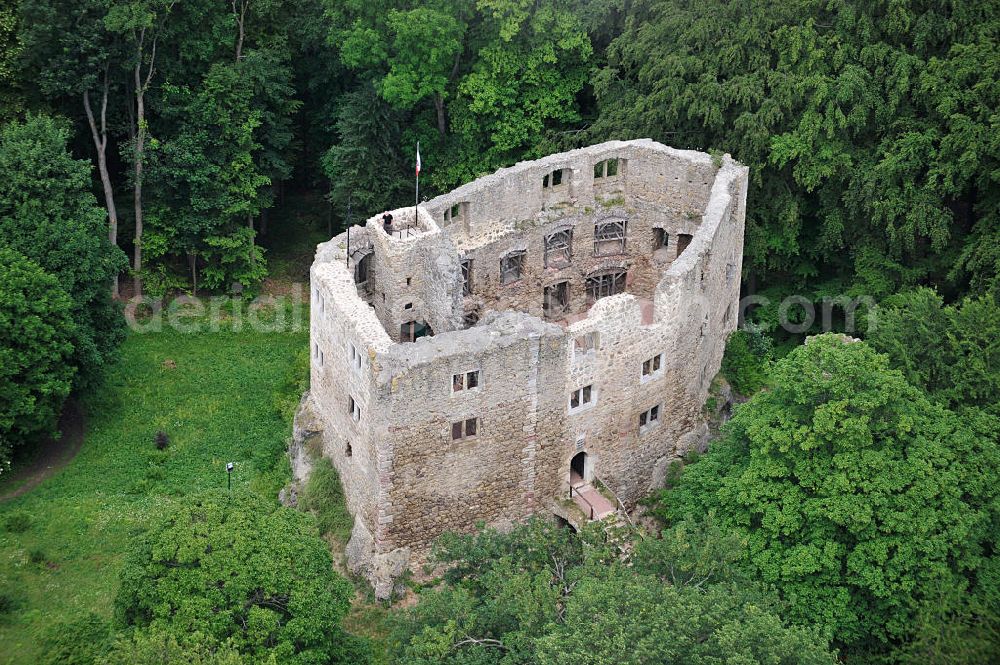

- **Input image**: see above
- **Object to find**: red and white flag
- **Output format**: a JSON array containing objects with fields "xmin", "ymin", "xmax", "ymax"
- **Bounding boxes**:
[{"xmin": 415, "ymin": 143, "xmax": 421, "ymax": 176}]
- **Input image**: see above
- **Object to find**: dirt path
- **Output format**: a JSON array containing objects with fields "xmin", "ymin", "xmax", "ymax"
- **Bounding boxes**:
[{"xmin": 0, "ymin": 400, "xmax": 85, "ymax": 502}]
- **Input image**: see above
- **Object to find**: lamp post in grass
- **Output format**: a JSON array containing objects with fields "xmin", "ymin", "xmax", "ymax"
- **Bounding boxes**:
[{"xmin": 226, "ymin": 462, "xmax": 234, "ymax": 491}]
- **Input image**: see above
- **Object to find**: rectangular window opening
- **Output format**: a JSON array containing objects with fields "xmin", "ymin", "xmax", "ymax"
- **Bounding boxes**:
[
  {"xmin": 461, "ymin": 259, "xmax": 473, "ymax": 295},
  {"xmin": 594, "ymin": 158, "xmax": 621, "ymax": 179},
  {"xmin": 444, "ymin": 202, "xmax": 469, "ymax": 225},
  {"xmin": 544, "ymin": 229, "xmax": 573, "ymax": 268},
  {"xmin": 677, "ymin": 233, "xmax": 693, "ymax": 258},
  {"xmin": 500, "ymin": 250, "xmax": 525, "ymax": 285},
  {"xmin": 544, "ymin": 281, "xmax": 571, "ymax": 319},
  {"xmin": 452, "ymin": 370, "xmax": 480, "ymax": 392},
  {"xmin": 641, "ymin": 353, "xmax": 664, "ymax": 381},
  {"xmin": 452, "ymin": 418, "xmax": 479, "ymax": 440},
  {"xmin": 569, "ymin": 385, "xmax": 594, "ymax": 411},
  {"xmin": 653, "ymin": 228, "xmax": 669, "ymax": 251},
  {"xmin": 586, "ymin": 271, "xmax": 627, "ymax": 304},
  {"xmin": 639, "ymin": 404, "xmax": 661, "ymax": 432},
  {"xmin": 594, "ymin": 219, "xmax": 627, "ymax": 256}
]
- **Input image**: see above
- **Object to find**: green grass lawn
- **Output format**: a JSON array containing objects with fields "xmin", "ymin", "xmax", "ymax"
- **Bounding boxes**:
[{"xmin": 0, "ymin": 305, "xmax": 309, "ymax": 664}]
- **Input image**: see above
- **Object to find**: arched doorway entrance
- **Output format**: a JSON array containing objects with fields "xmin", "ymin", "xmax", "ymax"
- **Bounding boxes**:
[{"xmin": 570, "ymin": 451, "xmax": 588, "ymax": 487}]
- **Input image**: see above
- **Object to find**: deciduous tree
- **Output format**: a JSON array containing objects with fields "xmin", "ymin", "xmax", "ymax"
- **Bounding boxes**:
[
  {"xmin": 115, "ymin": 490, "xmax": 370, "ymax": 664},
  {"xmin": 0, "ymin": 115, "xmax": 127, "ymax": 387},
  {"xmin": 656, "ymin": 334, "xmax": 1000, "ymax": 654},
  {"xmin": 0, "ymin": 247, "xmax": 76, "ymax": 470}
]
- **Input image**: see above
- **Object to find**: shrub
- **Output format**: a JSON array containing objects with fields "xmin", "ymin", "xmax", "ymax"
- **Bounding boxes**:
[
  {"xmin": 300, "ymin": 458, "xmax": 354, "ymax": 544},
  {"xmin": 100, "ymin": 629, "xmax": 246, "ymax": 665},
  {"xmin": 659, "ymin": 335, "xmax": 1000, "ymax": 652},
  {"xmin": 0, "ymin": 246, "xmax": 76, "ymax": 467},
  {"xmin": 0, "ymin": 587, "xmax": 18, "ymax": 615},
  {"xmin": 114, "ymin": 490, "xmax": 367, "ymax": 664},
  {"xmin": 867, "ymin": 288, "xmax": 1000, "ymax": 416},
  {"xmin": 721, "ymin": 328, "xmax": 771, "ymax": 395}
]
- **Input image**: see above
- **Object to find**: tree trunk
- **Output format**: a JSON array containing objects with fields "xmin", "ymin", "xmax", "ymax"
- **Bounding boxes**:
[
  {"xmin": 83, "ymin": 73, "xmax": 120, "ymax": 298},
  {"xmin": 232, "ymin": 0, "xmax": 247, "ymax": 61},
  {"xmin": 434, "ymin": 94, "xmax": 446, "ymax": 137},
  {"xmin": 188, "ymin": 252, "xmax": 198, "ymax": 295},
  {"xmin": 132, "ymin": 57, "xmax": 146, "ymax": 297}
]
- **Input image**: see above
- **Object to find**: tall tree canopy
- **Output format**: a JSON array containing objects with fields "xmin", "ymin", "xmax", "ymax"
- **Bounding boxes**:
[
  {"xmin": 867, "ymin": 288, "xmax": 1000, "ymax": 417},
  {"xmin": 657, "ymin": 334, "xmax": 1000, "ymax": 654},
  {"xmin": 115, "ymin": 490, "xmax": 371, "ymax": 664},
  {"xmin": 0, "ymin": 247, "xmax": 76, "ymax": 470},
  {"xmin": 591, "ymin": 0, "xmax": 1000, "ymax": 299},
  {"xmin": 0, "ymin": 115, "xmax": 127, "ymax": 386},
  {"xmin": 390, "ymin": 519, "xmax": 837, "ymax": 664}
]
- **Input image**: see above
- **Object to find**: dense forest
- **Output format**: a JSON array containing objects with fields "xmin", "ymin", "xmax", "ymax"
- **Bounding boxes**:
[{"xmin": 1, "ymin": 0, "xmax": 998, "ymax": 663}]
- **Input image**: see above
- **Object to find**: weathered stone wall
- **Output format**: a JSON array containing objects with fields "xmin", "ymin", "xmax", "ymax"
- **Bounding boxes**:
[
  {"xmin": 309, "ymin": 236, "xmax": 395, "ymax": 543},
  {"xmin": 304, "ymin": 139, "xmax": 748, "ymax": 592},
  {"xmin": 363, "ymin": 208, "xmax": 464, "ymax": 341},
  {"xmin": 372, "ymin": 312, "xmax": 568, "ymax": 550}
]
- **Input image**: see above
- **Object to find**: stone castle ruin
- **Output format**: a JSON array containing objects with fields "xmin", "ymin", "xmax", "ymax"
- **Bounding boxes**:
[{"xmin": 297, "ymin": 139, "xmax": 748, "ymax": 596}]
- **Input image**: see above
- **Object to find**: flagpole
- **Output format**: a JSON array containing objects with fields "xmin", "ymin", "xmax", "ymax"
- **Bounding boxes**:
[{"xmin": 414, "ymin": 141, "xmax": 420, "ymax": 224}]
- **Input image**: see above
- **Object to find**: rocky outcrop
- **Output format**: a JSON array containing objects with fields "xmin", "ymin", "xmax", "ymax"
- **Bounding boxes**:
[
  {"xmin": 290, "ymin": 391, "xmax": 321, "ymax": 483},
  {"xmin": 279, "ymin": 392, "xmax": 323, "ymax": 508},
  {"xmin": 345, "ymin": 519, "xmax": 410, "ymax": 601}
]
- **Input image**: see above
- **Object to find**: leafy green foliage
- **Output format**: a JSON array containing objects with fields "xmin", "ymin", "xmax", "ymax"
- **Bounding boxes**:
[
  {"xmin": 390, "ymin": 518, "xmax": 836, "ymax": 664},
  {"xmin": 0, "ymin": 115, "xmax": 127, "ymax": 386},
  {"xmin": 327, "ymin": 0, "xmax": 596, "ymax": 190},
  {"xmin": 146, "ymin": 46, "xmax": 300, "ymax": 292},
  {"xmin": 19, "ymin": 0, "xmax": 119, "ymax": 105},
  {"xmin": 591, "ymin": 0, "xmax": 1000, "ymax": 299},
  {"xmin": 448, "ymin": 0, "xmax": 593, "ymax": 177},
  {"xmin": 721, "ymin": 327, "xmax": 772, "ymax": 395},
  {"xmin": 115, "ymin": 489, "xmax": 367, "ymax": 664},
  {"xmin": 379, "ymin": 8, "xmax": 465, "ymax": 110},
  {"xmin": 892, "ymin": 580, "xmax": 1000, "ymax": 665},
  {"xmin": 300, "ymin": 457, "xmax": 354, "ymax": 545},
  {"xmin": 867, "ymin": 288, "xmax": 1000, "ymax": 416},
  {"xmin": 0, "ymin": 0, "xmax": 23, "ymax": 121},
  {"xmin": 0, "ymin": 246, "xmax": 76, "ymax": 467},
  {"xmin": 101, "ymin": 629, "xmax": 249, "ymax": 665},
  {"xmin": 657, "ymin": 334, "xmax": 1000, "ymax": 654}
]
